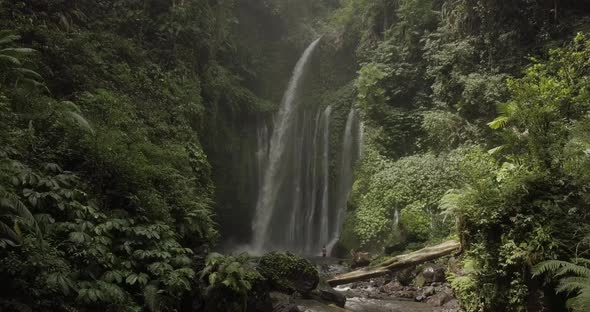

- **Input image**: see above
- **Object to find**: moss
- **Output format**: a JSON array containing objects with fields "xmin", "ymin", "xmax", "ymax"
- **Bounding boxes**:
[{"xmin": 257, "ymin": 252, "xmax": 319, "ymax": 294}]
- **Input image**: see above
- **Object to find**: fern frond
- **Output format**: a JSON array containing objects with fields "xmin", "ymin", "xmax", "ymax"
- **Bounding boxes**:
[
  {"xmin": 13, "ymin": 68, "xmax": 42, "ymax": 80},
  {"xmin": 555, "ymin": 264, "xmax": 590, "ymax": 278},
  {"xmin": 65, "ymin": 111, "xmax": 95, "ymax": 134},
  {"xmin": 497, "ymin": 102, "xmax": 517, "ymax": 116},
  {"xmin": 0, "ymin": 48, "xmax": 36, "ymax": 54},
  {"xmin": 0, "ymin": 221, "xmax": 20, "ymax": 242},
  {"xmin": 566, "ymin": 288, "xmax": 590, "ymax": 312},
  {"xmin": 532, "ymin": 260, "xmax": 574, "ymax": 277},
  {"xmin": 487, "ymin": 145, "xmax": 505, "ymax": 155},
  {"xmin": 573, "ymin": 258, "xmax": 590, "ymax": 266},
  {"xmin": 0, "ymin": 54, "xmax": 21, "ymax": 65},
  {"xmin": 488, "ymin": 116, "xmax": 509, "ymax": 129},
  {"xmin": 0, "ymin": 34, "xmax": 20, "ymax": 45},
  {"xmin": 60, "ymin": 101, "xmax": 81, "ymax": 113},
  {"xmin": 556, "ymin": 276, "xmax": 590, "ymax": 294},
  {"xmin": 439, "ymin": 189, "xmax": 464, "ymax": 216}
]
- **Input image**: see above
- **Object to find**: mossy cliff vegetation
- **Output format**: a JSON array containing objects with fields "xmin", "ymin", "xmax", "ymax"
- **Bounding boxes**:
[{"xmin": 329, "ymin": 1, "xmax": 590, "ymax": 311}]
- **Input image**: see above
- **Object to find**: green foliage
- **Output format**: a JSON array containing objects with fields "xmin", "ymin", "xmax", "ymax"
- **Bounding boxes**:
[
  {"xmin": 344, "ymin": 0, "xmax": 590, "ymax": 308},
  {"xmin": 0, "ymin": 0, "xmax": 233, "ymax": 310},
  {"xmin": 199, "ymin": 253, "xmax": 262, "ymax": 312},
  {"xmin": 533, "ymin": 259, "xmax": 590, "ymax": 312},
  {"xmin": 434, "ymin": 35, "xmax": 590, "ymax": 311},
  {"xmin": 0, "ymin": 31, "xmax": 43, "ymax": 89},
  {"xmin": 348, "ymin": 143, "xmax": 496, "ymax": 251},
  {"xmin": 447, "ymin": 258, "xmax": 482, "ymax": 312}
]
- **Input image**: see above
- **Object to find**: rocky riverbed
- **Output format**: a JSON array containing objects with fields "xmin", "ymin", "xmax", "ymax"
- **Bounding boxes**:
[
  {"xmin": 258, "ymin": 253, "xmax": 464, "ymax": 312},
  {"xmin": 293, "ymin": 259, "xmax": 464, "ymax": 312}
]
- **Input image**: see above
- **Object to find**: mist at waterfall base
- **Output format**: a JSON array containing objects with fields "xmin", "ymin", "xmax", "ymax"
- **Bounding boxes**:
[{"xmin": 226, "ymin": 38, "xmax": 362, "ymax": 256}]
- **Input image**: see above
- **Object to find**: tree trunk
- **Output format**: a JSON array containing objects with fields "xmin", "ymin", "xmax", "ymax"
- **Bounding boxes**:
[{"xmin": 327, "ymin": 240, "xmax": 461, "ymax": 287}]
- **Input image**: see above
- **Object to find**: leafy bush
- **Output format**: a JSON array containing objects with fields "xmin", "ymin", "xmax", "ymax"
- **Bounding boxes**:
[{"xmin": 200, "ymin": 253, "xmax": 266, "ymax": 312}]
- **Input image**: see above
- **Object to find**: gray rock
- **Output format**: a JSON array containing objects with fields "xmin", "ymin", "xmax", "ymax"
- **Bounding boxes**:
[
  {"xmin": 415, "ymin": 264, "xmax": 446, "ymax": 286},
  {"xmin": 426, "ymin": 289, "xmax": 454, "ymax": 306},
  {"xmin": 310, "ymin": 279, "xmax": 346, "ymax": 308},
  {"xmin": 397, "ymin": 267, "xmax": 418, "ymax": 286},
  {"xmin": 422, "ymin": 286, "xmax": 435, "ymax": 297},
  {"xmin": 272, "ymin": 303, "xmax": 302, "ymax": 312}
]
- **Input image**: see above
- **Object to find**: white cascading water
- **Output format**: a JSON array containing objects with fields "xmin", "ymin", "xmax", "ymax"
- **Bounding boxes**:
[
  {"xmin": 256, "ymin": 122, "xmax": 270, "ymax": 188},
  {"xmin": 318, "ymin": 106, "xmax": 332, "ymax": 247},
  {"xmin": 251, "ymin": 38, "xmax": 322, "ymax": 253},
  {"xmin": 303, "ymin": 111, "xmax": 323, "ymax": 253},
  {"xmin": 250, "ymin": 38, "xmax": 362, "ymax": 255},
  {"xmin": 327, "ymin": 109, "xmax": 361, "ymax": 253}
]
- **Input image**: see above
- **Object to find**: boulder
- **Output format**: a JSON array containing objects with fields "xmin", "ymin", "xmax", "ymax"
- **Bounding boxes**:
[
  {"xmin": 258, "ymin": 252, "xmax": 320, "ymax": 295},
  {"xmin": 425, "ymin": 289, "xmax": 454, "ymax": 306},
  {"xmin": 272, "ymin": 303, "xmax": 302, "ymax": 312},
  {"xmin": 396, "ymin": 267, "xmax": 417, "ymax": 286},
  {"xmin": 415, "ymin": 264, "xmax": 446, "ymax": 287},
  {"xmin": 422, "ymin": 286, "xmax": 435, "ymax": 297},
  {"xmin": 309, "ymin": 279, "xmax": 346, "ymax": 308}
]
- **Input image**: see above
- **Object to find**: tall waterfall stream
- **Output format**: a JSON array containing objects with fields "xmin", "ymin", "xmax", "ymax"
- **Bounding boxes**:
[{"xmin": 250, "ymin": 39, "xmax": 362, "ymax": 255}]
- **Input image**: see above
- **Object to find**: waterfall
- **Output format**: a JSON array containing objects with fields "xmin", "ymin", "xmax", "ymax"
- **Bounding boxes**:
[
  {"xmin": 251, "ymin": 38, "xmax": 322, "ymax": 253},
  {"xmin": 256, "ymin": 122, "xmax": 270, "ymax": 188},
  {"xmin": 327, "ymin": 109, "xmax": 361, "ymax": 253},
  {"xmin": 318, "ymin": 106, "xmax": 332, "ymax": 248},
  {"xmin": 249, "ymin": 38, "xmax": 363, "ymax": 255}
]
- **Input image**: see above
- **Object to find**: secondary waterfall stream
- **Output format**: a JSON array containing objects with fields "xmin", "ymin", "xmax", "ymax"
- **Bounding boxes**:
[{"xmin": 251, "ymin": 38, "xmax": 361, "ymax": 255}]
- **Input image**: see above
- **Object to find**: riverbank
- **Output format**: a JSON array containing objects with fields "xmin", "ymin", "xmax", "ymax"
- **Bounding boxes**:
[{"xmin": 289, "ymin": 258, "xmax": 465, "ymax": 312}]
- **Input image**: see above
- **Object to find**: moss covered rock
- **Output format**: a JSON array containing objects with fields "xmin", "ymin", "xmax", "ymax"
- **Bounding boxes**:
[{"xmin": 257, "ymin": 252, "xmax": 319, "ymax": 295}]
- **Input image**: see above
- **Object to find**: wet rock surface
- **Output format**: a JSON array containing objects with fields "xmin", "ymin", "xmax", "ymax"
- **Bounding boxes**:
[
  {"xmin": 269, "ymin": 256, "xmax": 464, "ymax": 312},
  {"xmin": 311, "ymin": 280, "xmax": 347, "ymax": 308},
  {"xmin": 323, "ymin": 259, "xmax": 464, "ymax": 312}
]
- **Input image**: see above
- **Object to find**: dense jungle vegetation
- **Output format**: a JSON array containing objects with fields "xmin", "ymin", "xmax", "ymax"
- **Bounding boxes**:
[{"xmin": 3, "ymin": 0, "xmax": 590, "ymax": 311}]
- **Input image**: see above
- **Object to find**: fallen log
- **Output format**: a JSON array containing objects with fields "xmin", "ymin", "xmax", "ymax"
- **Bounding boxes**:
[{"xmin": 327, "ymin": 240, "xmax": 461, "ymax": 287}]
